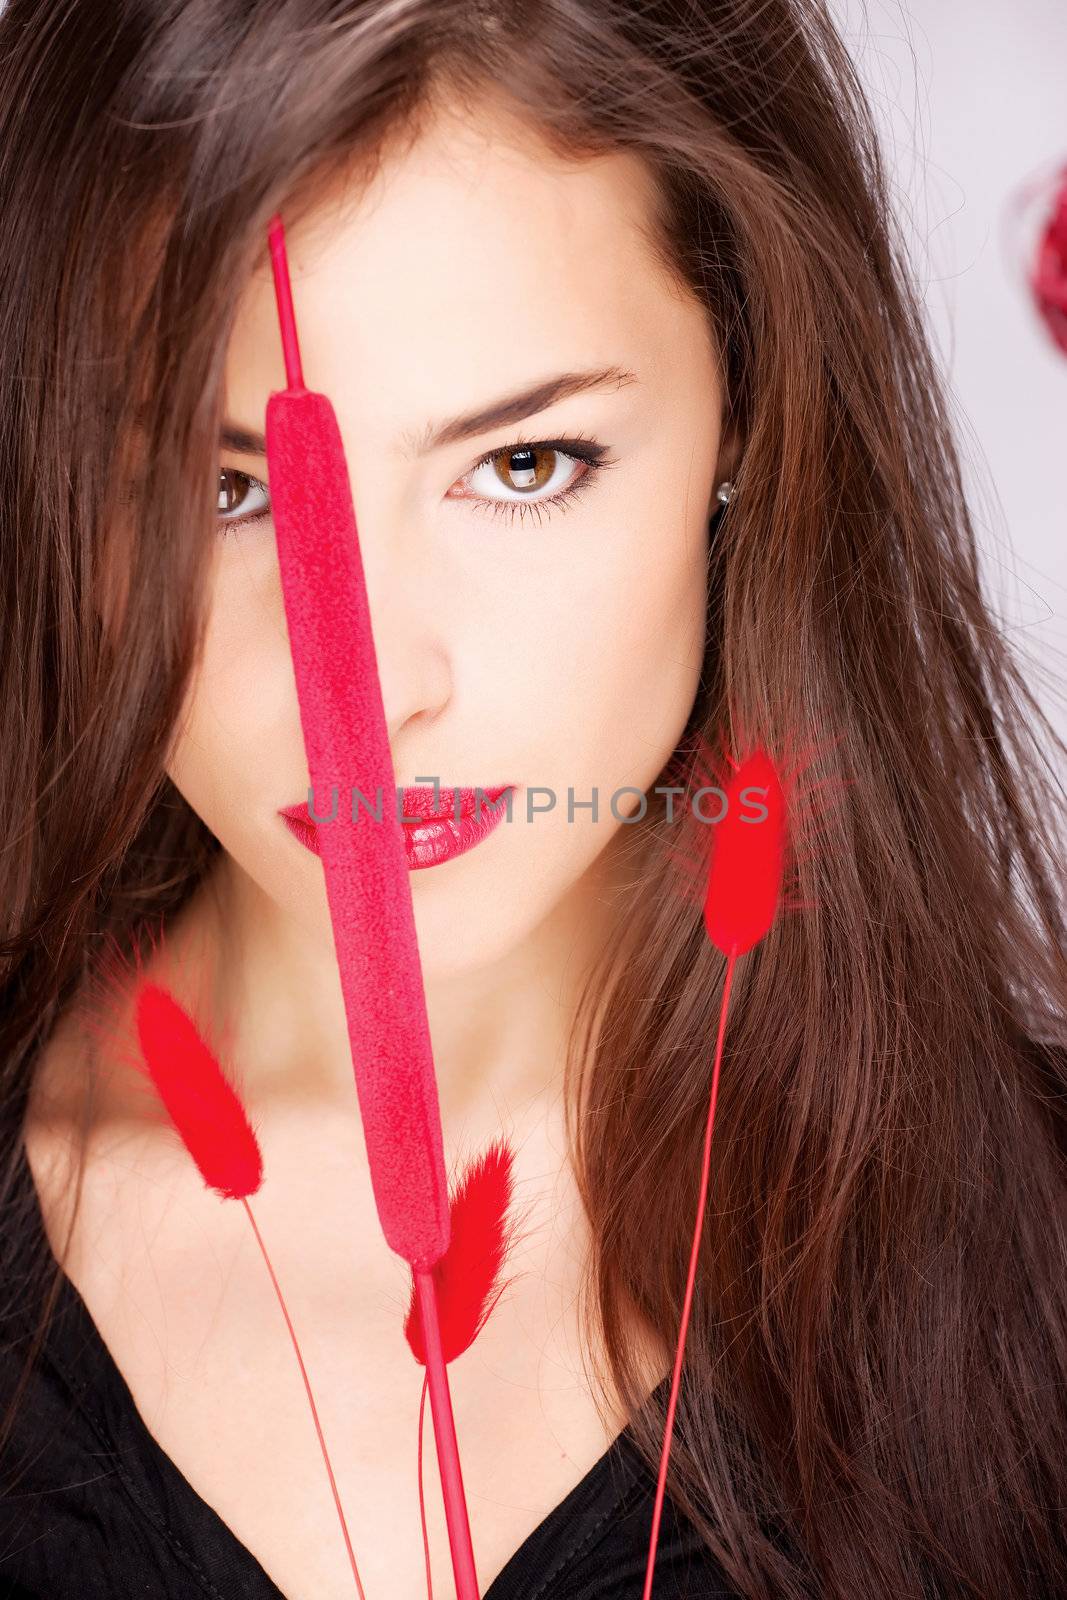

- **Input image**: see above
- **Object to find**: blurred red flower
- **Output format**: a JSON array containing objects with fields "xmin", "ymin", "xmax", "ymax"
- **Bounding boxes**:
[{"xmin": 1032, "ymin": 164, "xmax": 1067, "ymax": 356}]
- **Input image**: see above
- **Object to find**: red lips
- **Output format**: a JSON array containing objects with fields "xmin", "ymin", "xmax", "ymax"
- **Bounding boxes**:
[{"xmin": 279, "ymin": 785, "xmax": 516, "ymax": 870}]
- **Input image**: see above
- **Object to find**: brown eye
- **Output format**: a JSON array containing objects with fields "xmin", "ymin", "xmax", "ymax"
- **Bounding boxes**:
[
  {"xmin": 217, "ymin": 467, "xmax": 271, "ymax": 526},
  {"xmin": 446, "ymin": 433, "xmax": 615, "ymax": 525},
  {"xmin": 490, "ymin": 445, "xmax": 560, "ymax": 493},
  {"xmin": 218, "ymin": 467, "xmax": 249, "ymax": 513}
]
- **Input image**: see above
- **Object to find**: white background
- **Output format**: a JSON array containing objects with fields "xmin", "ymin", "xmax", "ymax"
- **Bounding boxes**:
[{"xmin": 830, "ymin": 0, "xmax": 1067, "ymax": 787}]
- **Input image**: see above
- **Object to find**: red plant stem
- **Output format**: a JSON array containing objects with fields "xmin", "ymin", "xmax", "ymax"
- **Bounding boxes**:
[
  {"xmin": 417, "ymin": 1370, "xmax": 434, "ymax": 1600},
  {"xmin": 413, "ymin": 1266, "xmax": 481, "ymax": 1599},
  {"xmin": 267, "ymin": 213, "xmax": 305, "ymax": 391},
  {"xmin": 642, "ymin": 951, "xmax": 737, "ymax": 1600},
  {"xmin": 241, "ymin": 1197, "xmax": 368, "ymax": 1600}
]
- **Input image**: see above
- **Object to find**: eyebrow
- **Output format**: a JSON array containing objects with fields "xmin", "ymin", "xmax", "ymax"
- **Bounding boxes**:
[
  {"xmin": 400, "ymin": 365, "xmax": 639, "ymax": 456},
  {"xmin": 218, "ymin": 364, "xmax": 639, "ymax": 461},
  {"xmin": 220, "ymin": 420, "xmax": 268, "ymax": 455}
]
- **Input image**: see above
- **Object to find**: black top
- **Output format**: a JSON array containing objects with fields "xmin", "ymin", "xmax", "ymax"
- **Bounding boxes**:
[{"xmin": 0, "ymin": 1130, "xmax": 740, "ymax": 1599}]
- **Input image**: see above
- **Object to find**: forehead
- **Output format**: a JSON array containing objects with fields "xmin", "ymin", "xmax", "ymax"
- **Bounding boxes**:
[{"xmin": 225, "ymin": 97, "xmax": 705, "ymax": 437}]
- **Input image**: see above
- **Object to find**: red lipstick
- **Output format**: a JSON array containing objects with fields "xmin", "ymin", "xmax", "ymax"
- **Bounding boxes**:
[{"xmin": 279, "ymin": 785, "xmax": 516, "ymax": 870}]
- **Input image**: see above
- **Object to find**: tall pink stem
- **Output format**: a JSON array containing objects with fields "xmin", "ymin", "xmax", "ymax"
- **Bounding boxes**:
[
  {"xmin": 417, "ymin": 1371, "xmax": 434, "ymax": 1600},
  {"xmin": 642, "ymin": 951, "xmax": 737, "ymax": 1599},
  {"xmin": 414, "ymin": 1267, "xmax": 480, "ymax": 1599},
  {"xmin": 267, "ymin": 213, "xmax": 305, "ymax": 391}
]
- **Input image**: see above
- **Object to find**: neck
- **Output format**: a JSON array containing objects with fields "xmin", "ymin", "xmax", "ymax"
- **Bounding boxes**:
[{"xmin": 134, "ymin": 843, "xmax": 628, "ymax": 1146}]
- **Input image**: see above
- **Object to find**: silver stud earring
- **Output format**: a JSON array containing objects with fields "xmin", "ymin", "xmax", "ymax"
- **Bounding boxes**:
[{"xmin": 715, "ymin": 480, "xmax": 735, "ymax": 506}]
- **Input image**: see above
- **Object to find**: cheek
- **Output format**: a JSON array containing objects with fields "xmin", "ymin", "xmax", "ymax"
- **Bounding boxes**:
[
  {"xmin": 166, "ymin": 538, "xmax": 296, "ymax": 832},
  {"xmin": 534, "ymin": 516, "xmax": 708, "ymax": 792}
]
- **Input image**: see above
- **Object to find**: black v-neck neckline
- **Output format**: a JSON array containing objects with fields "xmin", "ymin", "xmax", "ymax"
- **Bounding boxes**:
[{"xmin": 11, "ymin": 1128, "xmax": 663, "ymax": 1599}]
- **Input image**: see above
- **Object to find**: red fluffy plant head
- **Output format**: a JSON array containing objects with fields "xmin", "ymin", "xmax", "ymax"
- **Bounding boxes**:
[
  {"xmin": 703, "ymin": 747, "xmax": 786, "ymax": 956},
  {"xmin": 660, "ymin": 722, "xmax": 851, "ymax": 956},
  {"xmin": 72, "ymin": 919, "xmax": 242, "ymax": 1121},
  {"xmin": 133, "ymin": 980, "xmax": 264, "ymax": 1202},
  {"xmin": 1031, "ymin": 163, "xmax": 1067, "ymax": 356},
  {"xmin": 403, "ymin": 1136, "xmax": 518, "ymax": 1365}
]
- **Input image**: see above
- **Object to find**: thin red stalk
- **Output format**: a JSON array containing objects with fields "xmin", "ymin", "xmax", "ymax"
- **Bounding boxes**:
[
  {"xmin": 241, "ymin": 1197, "xmax": 368, "ymax": 1600},
  {"xmin": 642, "ymin": 952, "xmax": 737, "ymax": 1599},
  {"xmin": 267, "ymin": 214, "xmax": 305, "ymax": 390},
  {"xmin": 413, "ymin": 1267, "xmax": 481, "ymax": 1599},
  {"xmin": 418, "ymin": 1370, "xmax": 434, "ymax": 1600}
]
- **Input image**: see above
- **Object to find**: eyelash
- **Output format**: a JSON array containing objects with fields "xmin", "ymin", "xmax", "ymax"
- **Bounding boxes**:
[{"xmin": 216, "ymin": 431, "xmax": 617, "ymax": 531}]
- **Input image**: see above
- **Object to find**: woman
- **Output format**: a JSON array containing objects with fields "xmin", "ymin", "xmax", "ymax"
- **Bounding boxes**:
[{"xmin": 1, "ymin": 1, "xmax": 1065, "ymax": 1597}]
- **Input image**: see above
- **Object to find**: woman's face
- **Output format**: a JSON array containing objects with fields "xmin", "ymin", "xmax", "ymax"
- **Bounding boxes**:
[{"xmin": 166, "ymin": 95, "xmax": 730, "ymax": 981}]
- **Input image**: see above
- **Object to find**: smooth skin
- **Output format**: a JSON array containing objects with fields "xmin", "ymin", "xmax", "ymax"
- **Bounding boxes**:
[{"xmin": 27, "ymin": 87, "xmax": 735, "ymax": 1599}]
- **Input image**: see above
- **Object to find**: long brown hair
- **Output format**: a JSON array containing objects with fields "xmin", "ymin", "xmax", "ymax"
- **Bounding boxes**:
[{"xmin": 2, "ymin": 2, "xmax": 1066, "ymax": 1596}]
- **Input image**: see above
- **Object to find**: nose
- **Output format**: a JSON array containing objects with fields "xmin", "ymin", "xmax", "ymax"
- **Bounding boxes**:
[{"xmin": 358, "ymin": 531, "xmax": 453, "ymax": 750}]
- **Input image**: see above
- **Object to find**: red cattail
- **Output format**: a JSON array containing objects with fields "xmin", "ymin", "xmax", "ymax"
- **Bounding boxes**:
[
  {"xmin": 265, "ymin": 212, "xmax": 488, "ymax": 1600},
  {"xmin": 660, "ymin": 723, "xmax": 848, "ymax": 947},
  {"xmin": 644, "ymin": 733, "xmax": 798, "ymax": 1599},
  {"xmin": 133, "ymin": 980, "xmax": 263, "ymax": 1201},
  {"xmin": 265, "ymin": 215, "xmax": 449, "ymax": 1271},
  {"xmin": 133, "ymin": 977, "xmax": 367, "ymax": 1598},
  {"xmin": 703, "ymin": 747, "xmax": 787, "ymax": 957},
  {"xmin": 403, "ymin": 1136, "xmax": 517, "ymax": 1365}
]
